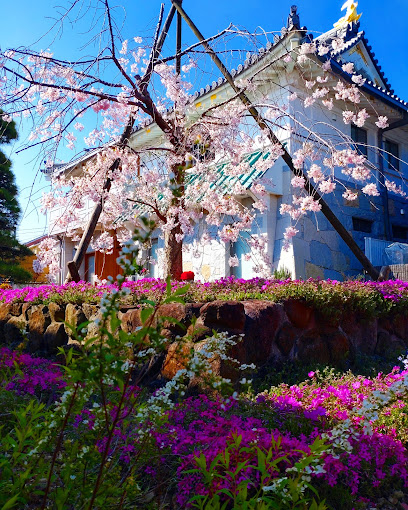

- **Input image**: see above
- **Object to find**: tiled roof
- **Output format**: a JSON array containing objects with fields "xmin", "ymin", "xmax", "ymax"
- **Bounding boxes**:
[
  {"xmin": 125, "ymin": 20, "xmax": 408, "ymax": 134},
  {"xmin": 359, "ymin": 34, "xmax": 391, "ymax": 93},
  {"xmin": 317, "ymin": 28, "xmax": 393, "ymax": 93},
  {"xmin": 117, "ymin": 150, "xmax": 269, "ymax": 222},
  {"xmin": 44, "ymin": 10, "xmax": 408, "ymax": 177}
]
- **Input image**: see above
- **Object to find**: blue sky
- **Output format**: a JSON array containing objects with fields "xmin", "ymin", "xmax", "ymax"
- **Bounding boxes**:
[{"xmin": 1, "ymin": 0, "xmax": 407, "ymax": 242}]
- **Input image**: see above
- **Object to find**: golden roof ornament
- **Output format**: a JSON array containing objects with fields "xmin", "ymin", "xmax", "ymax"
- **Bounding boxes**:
[{"xmin": 333, "ymin": 0, "xmax": 362, "ymax": 28}]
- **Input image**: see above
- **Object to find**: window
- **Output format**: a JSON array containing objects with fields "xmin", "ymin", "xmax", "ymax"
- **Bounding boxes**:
[
  {"xmin": 149, "ymin": 239, "xmax": 159, "ymax": 278},
  {"xmin": 85, "ymin": 253, "xmax": 95, "ymax": 283},
  {"xmin": 392, "ymin": 224, "xmax": 408, "ymax": 240},
  {"xmin": 351, "ymin": 125, "xmax": 368, "ymax": 156},
  {"xmin": 352, "ymin": 217, "xmax": 372, "ymax": 233},
  {"xmin": 384, "ymin": 139, "xmax": 400, "ymax": 171},
  {"xmin": 230, "ymin": 233, "xmax": 252, "ymax": 279}
]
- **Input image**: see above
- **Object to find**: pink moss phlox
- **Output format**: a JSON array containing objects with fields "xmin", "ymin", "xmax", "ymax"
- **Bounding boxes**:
[
  {"xmin": 2, "ymin": 278, "xmax": 408, "ymax": 309},
  {"xmin": 153, "ymin": 379, "xmax": 408, "ymax": 506},
  {"xmin": 0, "ymin": 347, "xmax": 65, "ymax": 396},
  {"xmin": 259, "ymin": 367, "xmax": 408, "ymax": 423}
]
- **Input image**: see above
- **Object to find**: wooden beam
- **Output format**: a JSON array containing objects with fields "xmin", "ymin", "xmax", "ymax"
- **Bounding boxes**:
[
  {"xmin": 67, "ymin": 260, "xmax": 81, "ymax": 283},
  {"xmin": 176, "ymin": 0, "xmax": 182, "ymax": 75},
  {"xmin": 171, "ymin": 0, "xmax": 380, "ymax": 280}
]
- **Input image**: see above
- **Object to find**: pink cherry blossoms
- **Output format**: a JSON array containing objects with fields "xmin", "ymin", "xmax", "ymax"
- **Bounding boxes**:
[{"xmin": 0, "ymin": 2, "xmax": 406, "ymax": 279}]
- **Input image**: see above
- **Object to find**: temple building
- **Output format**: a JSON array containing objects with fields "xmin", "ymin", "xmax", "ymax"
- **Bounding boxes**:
[{"xmin": 42, "ymin": 3, "xmax": 408, "ymax": 283}]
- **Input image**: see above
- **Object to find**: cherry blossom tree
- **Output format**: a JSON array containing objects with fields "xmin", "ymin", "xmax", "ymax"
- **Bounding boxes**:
[{"xmin": 0, "ymin": 0, "xmax": 404, "ymax": 280}]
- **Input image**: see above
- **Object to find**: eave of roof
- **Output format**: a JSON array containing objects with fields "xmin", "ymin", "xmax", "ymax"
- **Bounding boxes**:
[
  {"xmin": 318, "ymin": 27, "xmax": 392, "ymax": 93},
  {"xmin": 25, "ymin": 234, "xmax": 49, "ymax": 247},
  {"xmin": 327, "ymin": 57, "xmax": 408, "ymax": 114}
]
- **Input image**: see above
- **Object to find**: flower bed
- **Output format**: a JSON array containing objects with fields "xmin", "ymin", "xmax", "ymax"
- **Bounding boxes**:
[
  {"xmin": 0, "ymin": 346, "xmax": 65, "ymax": 396},
  {"xmin": 1, "ymin": 345, "xmax": 407, "ymax": 509},
  {"xmin": 2, "ymin": 277, "xmax": 408, "ymax": 319}
]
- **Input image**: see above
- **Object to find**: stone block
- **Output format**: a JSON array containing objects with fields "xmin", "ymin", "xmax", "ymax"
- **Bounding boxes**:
[
  {"xmin": 296, "ymin": 330, "xmax": 331, "ymax": 365},
  {"xmin": 43, "ymin": 322, "xmax": 69, "ymax": 353},
  {"xmin": 182, "ymin": 261, "xmax": 194, "ymax": 272},
  {"xmin": 375, "ymin": 330, "xmax": 406, "ymax": 358},
  {"xmin": 275, "ymin": 217, "xmax": 290, "ymax": 240},
  {"xmin": 187, "ymin": 318, "xmax": 212, "ymax": 342},
  {"xmin": 120, "ymin": 308, "xmax": 142, "ymax": 333},
  {"xmin": 305, "ymin": 262, "xmax": 324, "ymax": 280},
  {"xmin": 303, "ymin": 218, "xmax": 320, "ymax": 243},
  {"xmin": 276, "ymin": 321, "xmax": 299, "ymax": 357},
  {"xmin": 201, "ymin": 264, "xmax": 211, "ymax": 281},
  {"xmin": 163, "ymin": 336, "xmax": 244, "ymax": 387},
  {"xmin": 10, "ymin": 303, "xmax": 23, "ymax": 316},
  {"xmin": 200, "ymin": 301, "xmax": 245, "ymax": 333},
  {"xmin": 185, "ymin": 303, "xmax": 204, "ymax": 321},
  {"xmin": 381, "ymin": 314, "xmax": 408, "ymax": 343},
  {"xmin": 162, "ymin": 341, "xmax": 192, "ymax": 380},
  {"xmin": 323, "ymin": 269, "xmax": 343, "ymax": 281},
  {"xmin": 341, "ymin": 313, "xmax": 378, "ymax": 356},
  {"xmin": 318, "ymin": 230, "xmax": 339, "ymax": 251},
  {"xmin": 314, "ymin": 213, "xmax": 329, "ymax": 231},
  {"xmin": 310, "ymin": 241, "xmax": 332, "ymax": 269},
  {"xmin": 283, "ymin": 299, "xmax": 315, "ymax": 329},
  {"xmin": 0, "ymin": 303, "xmax": 12, "ymax": 336},
  {"xmin": 28, "ymin": 306, "xmax": 52, "ymax": 351},
  {"xmin": 243, "ymin": 301, "xmax": 285, "ymax": 363},
  {"xmin": 82, "ymin": 303, "xmax": 99, "ymax": 320},
  {"xmin": 64, "ymin": 304, "xmax": 87, "ymax": 336},
  {"xmin": 332, "ymin": 251, "xmax": 349, "ymax": 272},
  {"xmin": 292, "ymin": 237, "xmax": 310, "ymax": 265},
  {"xmin": 157, "ymin": 303, "xmax": 189, "ymax": 337},
  {"xmin": 324, "ymin": 329, "xmax": 350, "ymax": 364},
  {"xmin": 49, "ymin": 302, "xmax": 65, "ymax": 322},
  {"xmin": 194, "ymin": 337, "xmax": 244, "ymax": 384},
  {"xmin": 22, "ymin": 303, "xmax": 31, "ymax": 321},
  {"xmin": 4, "ymin": 316, "xmax": 27, "ymax": 346}
]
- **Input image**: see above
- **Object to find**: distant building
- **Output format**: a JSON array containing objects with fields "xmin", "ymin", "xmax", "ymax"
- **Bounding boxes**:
[{"xmin": 22, "ymin": 235, "xmax": 50, "ymax": 282}]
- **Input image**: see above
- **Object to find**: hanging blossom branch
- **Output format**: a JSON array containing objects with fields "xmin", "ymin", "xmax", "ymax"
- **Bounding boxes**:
[{"xmin": 1, "ymin": 0, "xmax": 407, "ymax": 279}]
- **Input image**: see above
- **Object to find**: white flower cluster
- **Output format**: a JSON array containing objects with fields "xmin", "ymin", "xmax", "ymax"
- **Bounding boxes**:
[{"xmin": 134, "ymin": 331, "xmax": 243, "ymax": 437}]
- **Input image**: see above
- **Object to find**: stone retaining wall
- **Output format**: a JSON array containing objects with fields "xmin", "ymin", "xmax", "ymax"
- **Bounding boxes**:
[{"xmin": 1, "ymin": 300, "xmax": 407, "ymax": 378}]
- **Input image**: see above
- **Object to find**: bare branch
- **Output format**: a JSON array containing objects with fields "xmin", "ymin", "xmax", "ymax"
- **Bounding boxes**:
[
  {"xmin": 140, "ymin": 4, "xmax": 175, "ymax": 94},
  {"xmin": 104, "ymin": 0, "xmax": 136, "ymax": 91},
  {"xmin": 126, "ymin": 198, "xmax": 167, "ymax": 223},
  {"xmin": 158, "ymin": 24, "xmax": 233, "ymax": 65}
]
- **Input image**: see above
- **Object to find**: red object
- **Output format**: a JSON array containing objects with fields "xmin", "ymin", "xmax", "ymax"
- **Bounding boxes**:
[{"xmin": 180, "ymin": 271, "xmax": 195, "ymax": 281}]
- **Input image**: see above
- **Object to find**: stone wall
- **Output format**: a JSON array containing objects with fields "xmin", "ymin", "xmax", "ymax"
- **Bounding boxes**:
[{"xmin": 1, "ymin": 300, "xmax": 407, "ymax": 379}]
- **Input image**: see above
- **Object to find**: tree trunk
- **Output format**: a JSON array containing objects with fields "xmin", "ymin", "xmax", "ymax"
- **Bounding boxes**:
[{"xmin": 164, "ymin": 224, "xmax": 183, "ymax": 279}]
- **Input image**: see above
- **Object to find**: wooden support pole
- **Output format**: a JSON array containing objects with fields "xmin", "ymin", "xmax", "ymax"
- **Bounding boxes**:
[
  {"xmin": 67, "ymin": 260, "xmax": 81, "ymax": 283},
  {"xmin": 171, "ymin": 0, "xmax": 380, "ymax": 280},
  {"xmin": 175, "ymin": 0, "xmax": 182, "ymax": 75}
]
